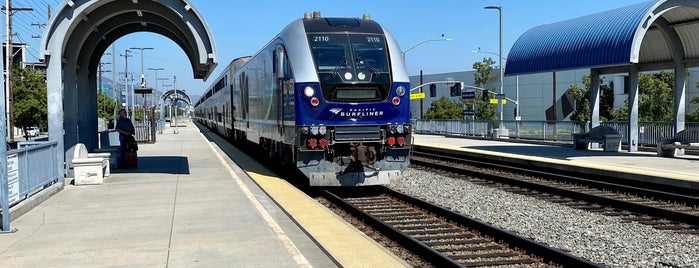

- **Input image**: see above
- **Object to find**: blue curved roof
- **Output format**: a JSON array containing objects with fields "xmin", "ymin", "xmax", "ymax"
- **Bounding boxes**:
[{"xmin": 505, "ymin": 1, "xmax": 656, "ymax": 75}]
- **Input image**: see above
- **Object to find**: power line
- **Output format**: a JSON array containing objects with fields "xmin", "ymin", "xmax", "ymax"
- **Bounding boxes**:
[{"xmin": 3, "ymin": 0, "xmax": 34, "ymax": 142}]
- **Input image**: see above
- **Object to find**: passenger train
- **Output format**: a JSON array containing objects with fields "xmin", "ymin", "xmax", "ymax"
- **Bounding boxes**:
[{"xmin": 194, "ymin": 12, "xmax": 411, "ymax": 186}]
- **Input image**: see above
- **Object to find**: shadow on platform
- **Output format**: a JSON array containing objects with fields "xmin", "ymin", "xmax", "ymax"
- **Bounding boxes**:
[{"xmin": 111, "ymin": 156, "xmax": 190, "ymax": 174}]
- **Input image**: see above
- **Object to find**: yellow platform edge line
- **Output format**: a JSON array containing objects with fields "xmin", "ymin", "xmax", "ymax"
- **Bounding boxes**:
[{"xmin": 247, "ymin": 171, "xmax": 409, "ymax": 268}]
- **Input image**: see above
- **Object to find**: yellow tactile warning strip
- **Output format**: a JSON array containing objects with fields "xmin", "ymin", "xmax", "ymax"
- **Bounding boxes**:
[
  {"xmin": 416, "ymin": 142, "xmax": 699, "ymax": 183},
  {"xmin": 246, "ymin": 172, "xmax": 409, "ymax": 268}
]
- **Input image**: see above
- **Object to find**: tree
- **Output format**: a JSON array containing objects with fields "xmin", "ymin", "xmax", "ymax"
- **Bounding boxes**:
[
  {"xmin": 97, "ymin": 92, "xmax": 121, "ymax": 127},
  {"xmin": 687, "ymin": 96, "xmax": 699, "ymax": 122},
  {"xmin": 13, "ymin": 66, "xmax": 48, "ymax": 133},
  {"xmin": 423, "ymin": 96, "xmax": 462, "ymax": 119},
  {"xmin": 608, "ymin": 72, "xmax": 675, "ymax": 121},
  {"xmin": 570, "ymin": 75, "xmax": 615, "ymax": 121},
  {"xmin": 568, "ymin": 83, "xmax": 590, "ymax": 122},
  {"xmin": 472, "ymin": 58, "xmax": 498, "ymax": 122}
]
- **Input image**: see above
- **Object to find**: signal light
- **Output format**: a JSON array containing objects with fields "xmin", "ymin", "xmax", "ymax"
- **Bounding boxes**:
[
  {"xmin": 308, "ymin": 139, "xmax": 317, "ymax": 149},
  {"xmin": 392, "ymin": 97, "xmax": 400, "ymax": 106},
  {"xmin": 397, "ymin": 137, "xmax": 405, "ymax": 146},
  {"xmin": 319, "ymin": 139, "xmax": 328, "ymax": 148},
  {"xmin": 310, "ymin": 97, "xmax": 319, "ymax": 106},
  {"xmin": 387, "ymin": 137, "xmax": 396, "ymax": 146}
]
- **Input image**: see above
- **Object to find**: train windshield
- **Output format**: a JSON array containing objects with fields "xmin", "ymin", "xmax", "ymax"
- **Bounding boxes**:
[
  {"xmin": 308, "ymin": 33, "xmax": 389, "ymax": 76},
  {"xmin": 308, "ymin": 33, "xmax": 391, "ymax": 102}
]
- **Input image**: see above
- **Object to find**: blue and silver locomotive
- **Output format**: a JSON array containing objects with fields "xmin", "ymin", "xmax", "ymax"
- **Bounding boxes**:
[{"xmin": 194, "ymin": 12, "xmax": 411, "ymax": 186}]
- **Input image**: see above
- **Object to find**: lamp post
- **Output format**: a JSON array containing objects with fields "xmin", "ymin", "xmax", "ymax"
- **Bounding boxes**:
[
  {"xmin": 131, "ymin": 47, "xmax": 153, "ymax": 123},
  {"xmin": 401, "ymin": 34, "xmax": 452, "ymax": 59},
  {"xmin": 472, "ymin": 48, "xmax": 518, "ymax": 120},
  {"xmin": 402, "ymin": 34, "xmax": 452, "ymax": 119},
  {"xmin": 148, "ymin": 67, "xmax": 164, "ymax": 106},
  {"xmin": 130, "ymin": 47, "xmax": 153, "ymax": 87},
  {"xmin": 484, "ymin": 5, "xmax": 504, "ymax": 130}
]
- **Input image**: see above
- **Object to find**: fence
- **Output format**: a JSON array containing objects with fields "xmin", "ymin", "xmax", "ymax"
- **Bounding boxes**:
[
  {"xmin": 2, "ymin": 141, "xmax": 62, "ymax": 230},
  {"xmin": 413, "ymin": 119, "xmax": 698, "ymax": 146},
  {"xmin": 134, "ymin": 108, "xmax": 157, "ymax": 143},
  {"xmin": 601, "ymin": 121, "xmax": 699, "ymax": 146}
]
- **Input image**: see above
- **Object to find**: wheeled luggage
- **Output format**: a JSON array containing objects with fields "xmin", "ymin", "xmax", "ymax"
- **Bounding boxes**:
[{"xmin": 124, "ymin": 151, "xmax": 138, "ymax": 168}]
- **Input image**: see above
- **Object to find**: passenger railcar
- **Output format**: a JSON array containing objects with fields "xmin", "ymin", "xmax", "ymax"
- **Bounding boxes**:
[{"xmin": 194, "ymin": 12, "xmax": 411, "ymax": 186}]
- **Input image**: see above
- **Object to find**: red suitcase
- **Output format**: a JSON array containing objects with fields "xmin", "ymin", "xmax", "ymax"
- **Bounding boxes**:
[{"xmin": 124, "ymin": 151, "xmax": 138, "ymax": 168}]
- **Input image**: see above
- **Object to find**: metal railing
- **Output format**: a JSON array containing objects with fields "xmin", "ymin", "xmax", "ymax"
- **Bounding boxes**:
[
  {"xmin": 413, "ymin": 119, "xmax": 698, "ymax": 146},
  {"xmin": 414, "ymin": 119, "xmax": 492, "ymax": 137},
  {"xmin": 1, "ymin": 141, "xmax": 62, "ymax": 229},
  {"xmin": 601, "ymin": 121, "xmax": 699, "ymax": 146}
]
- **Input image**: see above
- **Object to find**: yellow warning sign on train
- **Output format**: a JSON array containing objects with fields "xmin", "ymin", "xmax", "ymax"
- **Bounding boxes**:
[{"xmin": 410, "ymin": 93, "xmax": 425, "ymax": 99}]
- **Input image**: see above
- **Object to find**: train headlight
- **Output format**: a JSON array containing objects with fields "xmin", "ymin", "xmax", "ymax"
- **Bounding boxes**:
[
  {"xmin": 396, "ymin": 124, "xmax": 404, "ymax": 134},
  {"xmin": 304, "ymin": 86, "xmax": 315, "ymax": 97},
  {"xmin": 319, "ymin": 125, "xmax": 327, "ymax": 135},
  {"xmin": 301, "ymin": 127, "xmax": 310, "ymax": 135},
  {"xmin": 396, "ymin": 85, "xmax": 406, "ymax": 97},
  {"xmin": 310, "ymin": 126, "xmax": 319, "ymax": 135}
]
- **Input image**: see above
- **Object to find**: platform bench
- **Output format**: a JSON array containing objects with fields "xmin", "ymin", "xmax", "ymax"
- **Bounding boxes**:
[
  {"xmin": 72, "ymin": 143, "xmax": 110, "ymax": 185},
  {"xmin": 657, "ymin": 128, "xmax": 699, "ymax": 157},
  {"xmin": 572, "ymin": 126, "xmax": 622, "ymax": 152}
]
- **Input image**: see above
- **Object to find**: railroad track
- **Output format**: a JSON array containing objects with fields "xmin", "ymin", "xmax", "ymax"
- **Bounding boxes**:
[
  {"xmin": 323, "ymin": 187, "xmax": 601, "ymax": 267},
  {"xmin": 411, "ymin": 148, "xmax": 699, "ymax": 234}
]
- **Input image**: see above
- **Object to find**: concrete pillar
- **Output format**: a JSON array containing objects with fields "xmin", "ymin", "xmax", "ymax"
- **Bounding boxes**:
[
  {"xmin": 589, "ymin": 68, "xmax": 601, "ymax": 129},
  {"xmin": 84, "ymin": 69, "xmax": 99, "ymax": 151},
  {"xmin": 612, "ymin": 75, "xmax": 626, "ymax": 109},
  {"xmin": 63, "ymin": 60, "xmax": 79, "ymax": 154},
  {"xmin": 46, "ymin": 53, "xmax": 65, "ymax": 180},
  {"xmin": 674, "ymin": 63, "xmax": 686, "ymax": 133},
  {"xmin": 627, "ymin": 67, "xmax": 640, "ymax": 152}
]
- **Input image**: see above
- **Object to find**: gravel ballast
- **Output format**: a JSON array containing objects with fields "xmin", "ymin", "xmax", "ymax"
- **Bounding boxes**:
[{"xmin": 389, "ymin": 169, "xmax": 699, "ymax": 267}]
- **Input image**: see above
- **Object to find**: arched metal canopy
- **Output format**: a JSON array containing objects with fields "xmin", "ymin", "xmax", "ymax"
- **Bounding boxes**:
[
  {"xmin": 40, "ymin": 0, "xmax": 218, "ymax": 172},
  {"xmin": 162, "ymin": 89, "xmax": 192, "ymax": 106},
  {"xmin": 503, "ymin": 0, "xmax": 699, "ymax": 152},
  {"xmin": 505, "ymin": 0, "xmax": 699, "ymax": 75}
]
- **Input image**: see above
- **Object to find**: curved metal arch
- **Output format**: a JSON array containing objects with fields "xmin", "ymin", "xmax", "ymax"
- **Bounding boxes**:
[
  {"xmin": 505, "ymin": 0, "xmax": 699, "ymax": 76},
  {"xmin": 40, "ymin": 0, "xmax": 218, "ymax": 173},
  {"xmin": 44, "ymin": 0, "xmax": 216, "ymax": 79},
  {"xmin": 168, "ymin": 96, "xmax": 192, "ymax": 106},
  {"xmin": 162, "ymin": 89, "xmax": 192, "ymax": 105},
  {"xmin": 629, "ymin": 0, "xmax": 699, "ymax": 63}
]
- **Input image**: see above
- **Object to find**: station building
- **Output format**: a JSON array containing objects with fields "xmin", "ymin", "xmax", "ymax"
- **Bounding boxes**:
[{"xmin": 409, "ymin": 67, "xmax": 699, "ymax": 122}]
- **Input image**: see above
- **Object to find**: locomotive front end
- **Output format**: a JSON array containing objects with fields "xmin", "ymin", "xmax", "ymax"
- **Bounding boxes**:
[{"xmin": 295, "ymin": 15, "xmax": 411, "ymax": 186}]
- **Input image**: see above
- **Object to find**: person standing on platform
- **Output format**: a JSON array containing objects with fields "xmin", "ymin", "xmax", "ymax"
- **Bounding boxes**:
[{"xmin": 115, "ymin": 108, "xmax": 135, "ymax": 168}]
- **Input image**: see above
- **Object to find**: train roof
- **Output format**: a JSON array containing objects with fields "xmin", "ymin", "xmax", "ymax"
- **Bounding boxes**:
[{"xmin": 302, "ymin": 16, "xmax": 383, "ymax": 34}]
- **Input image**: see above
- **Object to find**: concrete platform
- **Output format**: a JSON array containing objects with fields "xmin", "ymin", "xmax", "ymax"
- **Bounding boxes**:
[
  {"xmin": 413, "ymin": 134, "xmax": 699, "ymax": 190},
  {"xmin": 0, "ymin": 122, "xmax": 407, "ymax": 267}
]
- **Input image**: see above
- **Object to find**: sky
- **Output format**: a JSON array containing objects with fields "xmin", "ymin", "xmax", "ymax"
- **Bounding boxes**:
[{"xmin": 8, "ymin": 0, "xmax": 652, "ymax": 98}]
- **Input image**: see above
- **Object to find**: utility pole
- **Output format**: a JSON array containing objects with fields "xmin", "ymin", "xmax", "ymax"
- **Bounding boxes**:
[
  {"xmin": 4, "ymin": 0, "xmax": 33, "ymax": 142},
  {"xmin": 97, "ymin": 61, "xmax": 111, "ymax": 95},
  {"xmin": 119, "ymin": 50, "xmax": 132, "ymax": 117},
  {"xmin": 111, "ymin": 45, "xmax": 117, "ymax": 124}
]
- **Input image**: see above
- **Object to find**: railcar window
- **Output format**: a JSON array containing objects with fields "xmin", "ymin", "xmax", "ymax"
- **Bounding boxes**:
[
  {"xmin": 350, "ymin": 34, "xmax": 389, "ymax": 73},
  {"xmin": 311, "ymin": 45, "xmax": 348, "ymax": 71}
]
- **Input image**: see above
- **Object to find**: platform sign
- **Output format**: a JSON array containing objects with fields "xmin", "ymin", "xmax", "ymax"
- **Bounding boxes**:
[
  {"xmin": 7, "ymin": 153, "xmax": 19, "ymax": 205},
  {"xmin": 410, "ymin": 92, "xmax": 425, "ymax": 99},
  {"xmin": 461, "ymin": 90, "xmax": 475, "ymax": 99},
  {"xmin": 495, "ymin": 93, "xmax": 506, "ymax": 99},
  {"xmin": 462, "ymin": 109, "xmax": 475, "ymax": 116},
  {"xmin": 134, "ymin": 87, "xmax": 153, "ymax": 94},
  {"xmin": 489, "ymin": 98, "xmax": 498, "ymax": 104}
]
